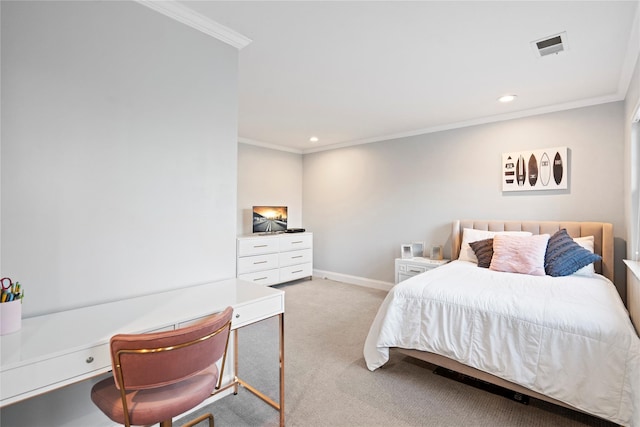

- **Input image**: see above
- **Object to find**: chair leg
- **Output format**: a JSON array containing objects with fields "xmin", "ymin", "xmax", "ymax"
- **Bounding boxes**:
[
  {"xmin": 182, "ymin": 412, "xmax": 214, "ymax": 427},
  {"xmin": 160, "ymin": 420, "xmax": 173, "ymax": 427}
]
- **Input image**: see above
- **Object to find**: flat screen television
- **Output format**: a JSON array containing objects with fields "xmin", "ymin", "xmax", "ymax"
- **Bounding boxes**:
[{"xmin": 252, "ymin": 206, "xmax": 288, "ymax": 233}]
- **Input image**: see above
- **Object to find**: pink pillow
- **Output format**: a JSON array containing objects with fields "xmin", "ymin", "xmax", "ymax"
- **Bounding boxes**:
[{"xmin": 489, "ymin": 234, "xmax": 550, "ymax": 276}]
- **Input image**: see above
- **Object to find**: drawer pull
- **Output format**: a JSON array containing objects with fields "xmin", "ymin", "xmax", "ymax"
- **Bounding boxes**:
[
  {"xmin": 291, "ymin": 270, "xmax": 303, "ymax": 274},
  {"xmin": 291, "ymin": 241, "xmax": 303, "ymax": 244},
  {"xmin": 253, "ymin": 261, "xmax": 268, "ymax": 265},
  {"xmin": 86, "ymin": 357, "xmax": 94, "ymax": 364},
  {"xmin": 253, "ymin": 244, "xmax": 268, "ymax": 248},
  {"xmin": 409, "ymin": 269, "xmax": 422, "ymax": 273},
  {"xmin": 235, "ymin": 314, "xmax": 240, "ymax": 319},
  {"xmin": 254, "ymin": 277, "xmax": 268, "ymax": 281},
  {"xmin": 291, "ymin": 255, "xmax": 303, "ymax": 259}
]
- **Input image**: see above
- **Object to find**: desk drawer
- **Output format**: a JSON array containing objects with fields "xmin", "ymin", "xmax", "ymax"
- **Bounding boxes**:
[
  {"xmin": 0, "ymin": 344, "xmax": 111, "ymax": 402},
  {"xmin": 238, "ymin": 269, "xmax": 280, "ymax": 286},
  {"xmin": 232, "ymin": 295, "xmax": 283, "ymax": 329},
  {"xmin": 279, "ymin": 248, "xmax": 312, "ymax": 267},
  {"xmin": 237, "ymin": 237, "xmax": 279, "ymax": 256},
  {"xmin": 237, "ymin": 253, "xmax": 279, "ymax": 274}
]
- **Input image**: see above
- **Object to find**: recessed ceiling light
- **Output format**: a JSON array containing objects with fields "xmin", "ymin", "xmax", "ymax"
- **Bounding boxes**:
[
  {"xmin": 498, "ymin": 94, "xmax": 517, "ymax": 103},
  {"xmin": 309, "ymin": 136, "xmax": 319, "ymax": 143}
]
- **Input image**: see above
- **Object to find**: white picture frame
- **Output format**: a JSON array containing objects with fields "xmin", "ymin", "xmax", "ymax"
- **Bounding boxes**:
[
  {"xmin": 401, "ymin": 244, "xmax": 413, "ymax": 259},
  {"xmin": 411, "ymin": 241, "xmax": 425, "ymax": 258}
]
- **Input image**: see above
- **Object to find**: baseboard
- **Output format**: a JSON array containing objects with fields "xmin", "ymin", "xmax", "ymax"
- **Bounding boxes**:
[{"xmin": 313, "ymin": 269, "xmax": 394, "ymax": 291}]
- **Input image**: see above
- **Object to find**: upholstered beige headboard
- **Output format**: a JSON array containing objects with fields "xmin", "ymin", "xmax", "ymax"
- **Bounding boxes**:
[{"xmin": 452, "ymin": 220, "xmax": 614, "ymax": 282}]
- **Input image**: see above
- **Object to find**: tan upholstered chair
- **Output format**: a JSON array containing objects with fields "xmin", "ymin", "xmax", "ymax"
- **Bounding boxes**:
[{"xmin": 91, "ymin": 306, "xmax": 233, "ymax": 427}]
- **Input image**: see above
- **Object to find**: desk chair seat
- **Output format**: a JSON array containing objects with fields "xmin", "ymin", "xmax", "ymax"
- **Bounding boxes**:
[{"xmin": 91, "ymin": 306, "xmax": 233, "ymax": 427}]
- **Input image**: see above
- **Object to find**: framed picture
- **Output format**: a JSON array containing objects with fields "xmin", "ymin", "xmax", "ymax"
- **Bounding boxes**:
[
  {"xmin": 430, "ymin": 245, "xmax": 443, "ymax": 260},
  {"xmin": 502, "ymin": 146, "xmax": 568, "ymax": 192},
  {"xmin": 401, "ymin": 244, "xmax": 413, "ymax": 259},
  {"xmin": 411, "ymin": 241, "xmax": 425, "ymax": 258}
]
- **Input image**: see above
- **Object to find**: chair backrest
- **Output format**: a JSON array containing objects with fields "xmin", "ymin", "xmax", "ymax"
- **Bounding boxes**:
[{"xmin": 110, "ymin": 306, "xmax": 233, "ymax": 391}]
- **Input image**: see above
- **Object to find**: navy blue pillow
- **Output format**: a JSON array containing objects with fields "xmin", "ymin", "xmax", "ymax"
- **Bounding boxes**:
[{"xmin": 544, "ymin": 229, "xmax": 601, "ymax": 277}]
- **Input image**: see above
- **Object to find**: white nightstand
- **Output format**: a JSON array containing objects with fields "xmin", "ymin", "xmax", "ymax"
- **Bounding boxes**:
[{"xmin": 395, "ymin": 257, "xmax": 449, "ymax": 284}]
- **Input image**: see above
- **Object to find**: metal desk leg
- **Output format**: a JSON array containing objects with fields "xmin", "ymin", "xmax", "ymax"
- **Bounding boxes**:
[{"xmin": 233, "ymin": 313, "xmax": 285, "ymax": 426}]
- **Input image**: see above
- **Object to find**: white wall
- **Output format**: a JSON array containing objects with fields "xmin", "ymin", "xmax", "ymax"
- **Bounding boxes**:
[
  {"xmin": 303, "ymin": 103, "xmax": 627, "ymax": 295},
  {"xmin": 1, "ymin": 1, "xmax": 239, "ymax": 317},
  {"xmin": 1, "ymin": 1, "xmax": 239, "ymax": 425},
  {"xmin": 237, "ymin": 143, "xmax": 303, "ymax": 235}
]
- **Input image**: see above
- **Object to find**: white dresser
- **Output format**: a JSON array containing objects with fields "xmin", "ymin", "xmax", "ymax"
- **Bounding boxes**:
[{"xmin": 237, "ymin": 232, "xmax": 313, "ymax": 286}]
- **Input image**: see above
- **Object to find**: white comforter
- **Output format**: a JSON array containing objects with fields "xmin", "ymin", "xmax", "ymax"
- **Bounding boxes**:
[{"xmin": 364, "ymin": 260, "xmax": 640, "ymax": 426}]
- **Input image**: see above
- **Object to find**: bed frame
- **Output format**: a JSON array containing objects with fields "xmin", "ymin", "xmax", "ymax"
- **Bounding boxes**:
[{"xmin": 396, "ymin": 219, "xmax": 615, "ymax": 413}]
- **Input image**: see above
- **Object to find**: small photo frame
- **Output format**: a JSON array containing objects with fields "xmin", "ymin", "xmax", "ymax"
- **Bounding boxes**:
[
  {"xmin": 401, "ymin": 244, "xmax": 413, "ymax": 259},
  {"xmin": 411, "ymin": 241, "xmax": 425, "ymax": 258},
  {"xmin": 430, "ymin": 245, "xmax": 443, "ymax": 260}
]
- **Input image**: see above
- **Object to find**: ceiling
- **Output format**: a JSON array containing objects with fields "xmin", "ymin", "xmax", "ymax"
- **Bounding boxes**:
[{"xmin": 180, "ymin": 1, "xmax": 640, "ymax": 153}]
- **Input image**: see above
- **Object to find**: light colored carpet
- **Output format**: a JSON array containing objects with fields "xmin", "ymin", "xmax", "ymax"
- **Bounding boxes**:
[{"xmin": 180, "ymin": 278, "xmax": 615, "ymax": 427}]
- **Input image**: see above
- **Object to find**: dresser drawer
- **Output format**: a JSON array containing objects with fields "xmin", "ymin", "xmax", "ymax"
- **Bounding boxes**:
[
  {"xmin": 279, "ymin": 233, "xmax": 312, "ymax": 252},
  {"xmin": 279, "ymin": 263, "xmax": 312, "ymax": 283},
  {"xmin": 279, "ymin": 248, "xmax": 312, "ymax": 267},
  {"xmin": 237, "ymin": 237, "xmax": 279, "ymax": 256},
  {"xmin": 237, "ymin": 253, "xmax": 279, "ymax": 274},
  {"xmin": 0, "ymin": 344, "xmax": 111, "ymax": 401},
  {"xmin": 238, "ymin": 269, "xmax": 280, "ymax": 286},
  {"xmin": 232, "ymin": 295, "xmax": 284, "ymax": 329}
]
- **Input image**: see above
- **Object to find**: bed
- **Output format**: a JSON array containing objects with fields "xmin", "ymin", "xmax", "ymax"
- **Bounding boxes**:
[{"xmin": 364, "ymin": 220, "xmax": 640, "ymax": 426}]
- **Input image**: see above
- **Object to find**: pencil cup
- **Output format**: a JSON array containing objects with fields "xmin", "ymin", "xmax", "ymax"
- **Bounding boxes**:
[{"xmin": 0, "ymin": 300, "xmax": 22, "ymax": 335}]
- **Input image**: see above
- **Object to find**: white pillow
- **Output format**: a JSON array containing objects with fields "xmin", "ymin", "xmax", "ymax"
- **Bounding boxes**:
[
  {"xmin": 573, "ymin": 235, "xmax": 596, "ymax": 276},
  {"xmin": 458, "ymin": 228, "xmax": 533, "ymax": 264}
]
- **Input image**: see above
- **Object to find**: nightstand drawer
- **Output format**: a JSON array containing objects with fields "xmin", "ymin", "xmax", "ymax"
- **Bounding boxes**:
[
  {"xmin": 237, "ymin": 253, "xmax": 279, "ymax": 274},
  {"xmin": 395, "ymin": 258, "xmax": 449, "ymax": 284},
  {"xmin": 405, "ymin": 264, "xmax": 428, "ymax": 275},
  {"xmin": 279, "ymin": 249, "xmax": 312, "ymax": 267}
]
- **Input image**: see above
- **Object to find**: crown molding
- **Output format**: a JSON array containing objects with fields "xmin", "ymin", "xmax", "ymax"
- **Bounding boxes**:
[
  {"xmin": 239, "ymin": 94, "xmax": 624, "ymax": 156},
  {"xmin": 302, "ymin": 94, "xmax": 623, "ymax": 154},
  {"xmin": 134, "ymin": 0, "xmax": 252, "ymax": 49},
  {"xmin": 238, "ymin": 93, "xmax": 622, "ymax": 156},
  {"xmin": 238, "ymin": 137, "xmax": 303, "ymax": 154}
]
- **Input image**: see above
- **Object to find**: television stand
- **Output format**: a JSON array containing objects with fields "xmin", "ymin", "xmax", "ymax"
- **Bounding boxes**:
[{"xmin": 237, "ymin": 232, "xmax": 313, "ymax": 286}]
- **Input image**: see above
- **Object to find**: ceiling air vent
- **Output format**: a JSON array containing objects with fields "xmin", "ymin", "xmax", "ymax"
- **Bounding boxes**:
[{"xmin": 531, "ymin": 32, "xmax": 568, "ymax": 58}]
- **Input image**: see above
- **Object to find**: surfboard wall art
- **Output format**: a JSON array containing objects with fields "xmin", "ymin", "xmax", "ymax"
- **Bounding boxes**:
[{"xmin": 502, "ymin": 146, "xmax": 567, "ymax": 192}]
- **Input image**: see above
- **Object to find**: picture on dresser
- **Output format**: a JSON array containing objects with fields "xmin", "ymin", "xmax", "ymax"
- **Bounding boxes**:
[
  {"xmin": 430, "ymin": 245, "xmax": 443, "ymax": 260},
  {"xmin": 401, "ymin": 244, "xmax": 413, "ymax": 259},
  {"xmin": 411, "ymin": 242, "xmax": 424, "ymax": 258},
  {"xmin": 253, "ymin": 206, "xmax": 288, "ymax": 233}
]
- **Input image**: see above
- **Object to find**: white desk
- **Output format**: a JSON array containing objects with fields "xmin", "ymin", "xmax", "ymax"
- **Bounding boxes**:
[{"xmin": 0, "ymin": 278, "xmax": 285, "ymax": 425}]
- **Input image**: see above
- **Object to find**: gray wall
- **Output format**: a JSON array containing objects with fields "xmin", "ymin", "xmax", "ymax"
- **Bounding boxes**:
[
  {"xmin": 303, "ymin": 102, "xmax": 626, "ymax": 291},
  {"xmin": 1, "ymin": 2, "xmax": 238, "ymax": 425},
  {"xmin": 1, "ymin": 1, "xmax": 239, "ymax": 317},
  {"xmin": 237, "ymin": 143, "xmax": 303, "ymax": 235}
]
